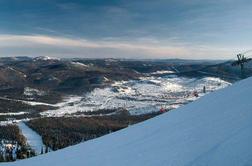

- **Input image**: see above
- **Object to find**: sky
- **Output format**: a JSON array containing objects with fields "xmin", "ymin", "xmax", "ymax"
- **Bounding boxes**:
[{"xmin": 0, "ymin": 0, "xmax": 251, "ymax": 59}]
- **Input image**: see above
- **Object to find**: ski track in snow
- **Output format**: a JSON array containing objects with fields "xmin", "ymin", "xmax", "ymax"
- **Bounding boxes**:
[{"xmin": 18, "ymin": 122, "xmax": 45, "ymax": 155}]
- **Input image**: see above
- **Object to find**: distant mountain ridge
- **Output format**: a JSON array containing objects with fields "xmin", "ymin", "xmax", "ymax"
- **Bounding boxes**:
[{"xmin": 0, "ymin": 56, "xmax": 250, "ymax": 104}]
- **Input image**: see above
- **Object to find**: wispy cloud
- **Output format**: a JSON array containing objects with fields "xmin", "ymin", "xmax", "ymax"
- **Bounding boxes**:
[
  {"xmin": 0, "ymin": 0, "xmax": 251, "ymax": 59},
  {"xmin": 0, "ymin": 34, "xmax": 243, "ymax": 59}
]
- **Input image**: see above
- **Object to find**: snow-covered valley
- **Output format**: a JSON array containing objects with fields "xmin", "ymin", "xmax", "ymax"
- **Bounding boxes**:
[
  {"xmin": 41, "ymin": 75, "xmax": 231, "ymax": 116},
  {"xmin": 0, "ymin": 74, "xmax": 231, "ymax": 158}
]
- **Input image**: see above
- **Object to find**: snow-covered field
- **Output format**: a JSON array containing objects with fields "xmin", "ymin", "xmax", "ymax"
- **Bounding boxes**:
[
  {"xmin": 42, "ymin": 75, "xmax": 231, "ymax": 116},
  {"xmin": 3, "ymin": 76, "xmax": 252, "ymax": 166}
]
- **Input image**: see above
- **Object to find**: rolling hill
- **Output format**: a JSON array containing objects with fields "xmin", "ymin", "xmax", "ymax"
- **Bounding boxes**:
[{"xmin": 3, "ymin": 76, "xmax": 252, "ymax": 166}]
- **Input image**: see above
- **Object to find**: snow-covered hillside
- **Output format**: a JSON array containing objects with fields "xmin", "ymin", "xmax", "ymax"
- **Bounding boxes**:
[{"xmin": 3, "ymin": 77, "xmax": 252, "ymax": 166}]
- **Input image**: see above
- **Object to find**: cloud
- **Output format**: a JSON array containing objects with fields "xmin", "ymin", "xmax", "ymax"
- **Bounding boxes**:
[
  {"xmin": 0, "ymin": 34, "xmax": 246, "ymax": 59},
  {"xmin": 0, "ymin": 0, "xmax": 251, "ymax": 60}
]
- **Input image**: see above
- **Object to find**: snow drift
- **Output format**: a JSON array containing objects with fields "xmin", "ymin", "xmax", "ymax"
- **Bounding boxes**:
[{"xmin": 3, "ymin": 77, "xmax": 252, "ymax": 166}]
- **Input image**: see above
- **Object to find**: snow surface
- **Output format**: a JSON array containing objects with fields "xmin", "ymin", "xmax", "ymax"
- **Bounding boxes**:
[
  {"xmin": 42, "ymin": 76, "xmax": 230, "ymax": 116},
  {"xmin": 18, "ymin": 122, "xmax": 46, "ymax": 155},
  {"xmin": 3, "ymin": 77, "xmax": 252, "ymax": 166},
  {"xmin": 33, "ymin": 56, "xmax": 60, "ymax": 61},
  {"xmin": 70, "ymin": 62, "xmax": 89, "ymax": 68},
  {"xmin": 151, "ymin": 70, "xmax": 175, "ymax": 74},
  {"xmin": 0, "ymin": 96, "xmax": 55, "ymax": 107},
  {"xmin": 0, "ymin": 112, "xmax": 28, "ymax": 116},
  {"xmin": 24, "ymin": 87, "xmax": 46, "ymax": 97}
]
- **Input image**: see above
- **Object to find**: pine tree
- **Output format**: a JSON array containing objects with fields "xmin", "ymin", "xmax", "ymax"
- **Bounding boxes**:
[
  {"xmin": 26, "ymin": 150, "xmax": 30, "ymax": 158},
  {"xmin": 0, "ymin": 153, "xmax": 5, "ymax": 162},
  {"xmin": 203, "ymin": 86, "xmax": 206, "ymax": 93},
  {"xmin": 40, "ymin": 146, "xmax": 44, "ymax": 154},
  {"xmin": 45, "ymin": 146, "xmax": 48, "ymax": 153}
]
